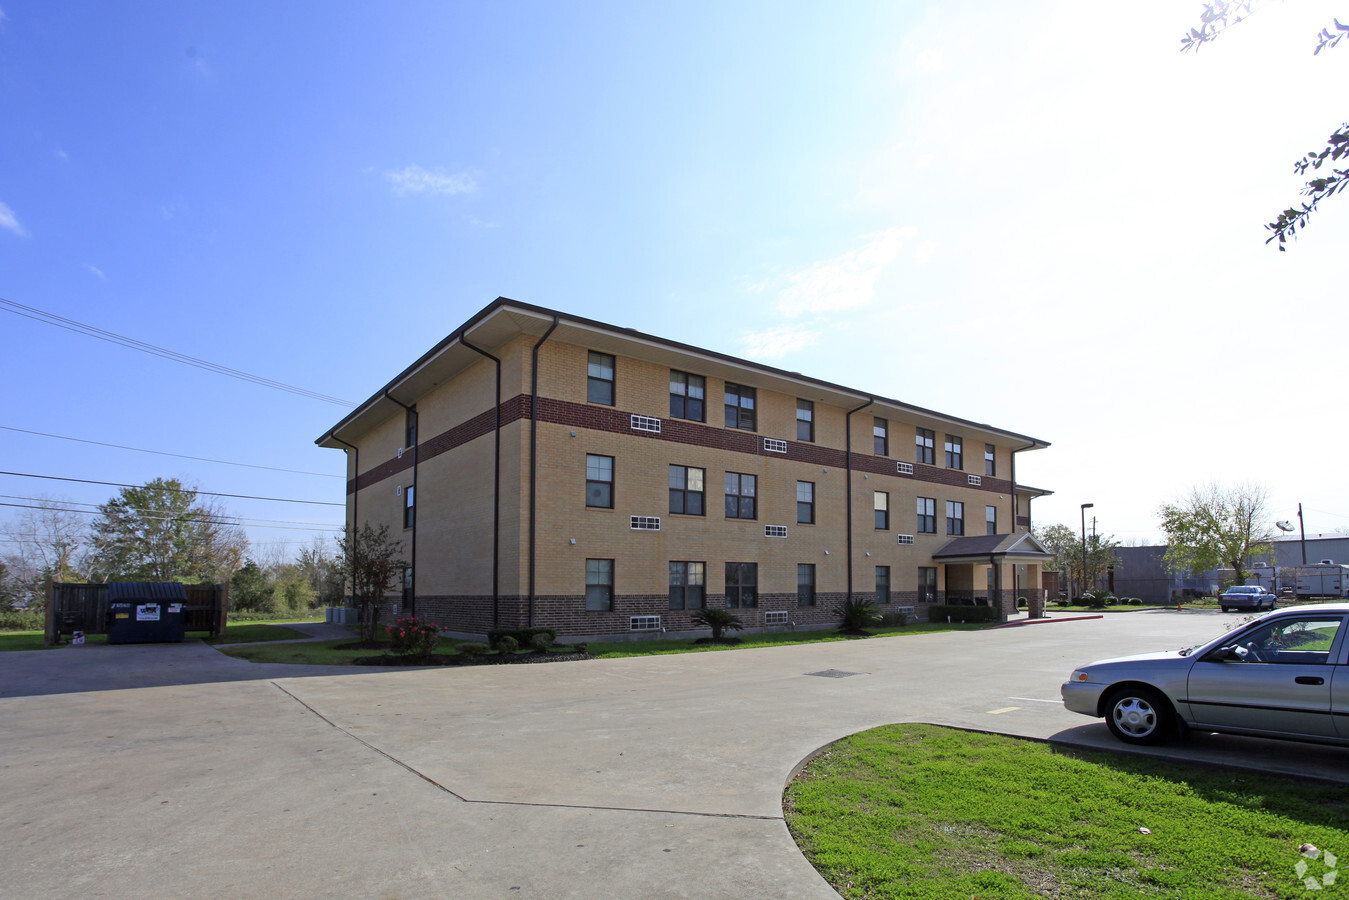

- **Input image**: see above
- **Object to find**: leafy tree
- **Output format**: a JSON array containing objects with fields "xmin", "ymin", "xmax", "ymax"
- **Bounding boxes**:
[
  {"xmin": 1180, "ymin": 2, "xmax": 1349, "ymax": 249},
  {"xmin": 1159, "ymin": 482, "xmax": 1273, "ymax": 585},
  {"xmin": 230, "ymin": 559, "xmax": 276, "ymax": 613},
  {"xmin": 0, "ymin": 561, "xmax": 20, "ymax": 609},
  {"xmin": 296, "ymin": 539, "xmax": 344, "ymax": 605},
  {"xmin": 335, "ymin": 523, "xmax": 406, "ymax": 644},
  {"xmin": 89, "ymin": 478, "xmax": 248, "ymax": 583},
  {"xmin": 1033, "ymin": 523, "xmax": 1120, "ymax": 598}
]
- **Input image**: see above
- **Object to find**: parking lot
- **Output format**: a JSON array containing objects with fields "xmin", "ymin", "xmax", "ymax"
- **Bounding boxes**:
[{"xmin": 3, "ymin": 610, "xmax": 1344, "ymax": 898}]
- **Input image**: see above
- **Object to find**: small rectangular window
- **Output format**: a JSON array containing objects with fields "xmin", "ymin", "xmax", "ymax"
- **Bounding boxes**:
[
  {"xmin": 874, "ymin": 491, "xmax": 889, "ymax": 530},
  {"xmin": 797, "ymin": 563, "xmax": 816, "ymax": 607},
  {"xmin": 918, "ymin": 566, "xmax": 937, "ymax": 603},
  {"xmin": 724, "ymin": 383, "xmax": 757, "ymax": 431},
  {"xmin": 670, "ymin": 371, "xmax": 705, "ymax": 422},
  {"xmin": 404, "ymin": 484, "xmax": 416, "ymax": 529},
  {"xmin": 985, "ymin": 443, "xmax": 996, "ymax": 477},
  {"xmin": 725, "ymin": 561, "xmax": 758, "ymax": 608},
  {"xmin": 587, "ymin": 351, "xmax": 615, "ymax": 405},
  {"xmin": 796, "ymin": 399, "xmax": 814, "ymax": 442},
  {"xmin": 916, "ymin": 428, "xmax": 935, "ymax": 465},
  {"xmin": 725, "ymin": 472, "xmax": 757, "ymax": 519},
  {"xmin": 945, "ymin": 435, "xmax": 963, "ymax": 470},
  {"xmin": 876, "ymin": 566, "xmax": 891, "ymax": 605},
  {"xmin": 586, "ymin": 558, "xmax": 614, "ymax": 611},
  {"xmin": 669, "ymin": 465, "xmax": 705, "ymax": 516},
  {"xmin": 405, "ymin": 408, "xmax": 418, "ymax": 449},
  {"xmin": 402, "ymin": 566, "xmax": 414, "ymax": 603},
  {"xmin": 797, "ymin": 481, "xmax": 815, "ymax": 524},
  {"xmin": 586, "ymin": 454, "xmax": 614, "ymax": 508},
  {"xmin": 947, "ymin": 500, "xmax": 965, "ymax": 535},
  {"xmin": 873, "ymin": 417, "xmax": 888, "ymax": 456},
  {"xmin": 669, "ymin": 561, "xmax": 705, "ymax": 610},
  {"xmin": 986, "ymin": 505, "xmax": 997, "ymax": 535},
  {"xmin": 917, "ymin": 497, "xmax": 936, "ymax": 534}
]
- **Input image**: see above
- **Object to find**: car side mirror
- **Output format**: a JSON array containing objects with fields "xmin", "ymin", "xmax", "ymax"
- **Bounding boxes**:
[{"xmin": 1207, "ymin": 646, "xmax": 1241, "ymax": 662}]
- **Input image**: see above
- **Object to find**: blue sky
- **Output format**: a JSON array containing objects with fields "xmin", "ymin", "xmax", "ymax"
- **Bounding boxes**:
[{"xmin": 3, "ymin": 0, "xmax": 1348, "ymax": 559}]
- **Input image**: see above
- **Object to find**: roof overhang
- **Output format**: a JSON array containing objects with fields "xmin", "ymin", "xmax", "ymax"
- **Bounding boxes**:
[
  {"xmin": 931, "ymin": 532, "xmax": 1053, "ymax": 565},
  {"xmin": 317, "ymin": 297, "xmax": 1054, "ymax": 451}
]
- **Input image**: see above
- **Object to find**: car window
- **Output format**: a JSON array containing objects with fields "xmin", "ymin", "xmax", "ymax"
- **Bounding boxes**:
[{"xmin": 1227, "ymin": 616, "xmax": 1344, "ymax": 665}]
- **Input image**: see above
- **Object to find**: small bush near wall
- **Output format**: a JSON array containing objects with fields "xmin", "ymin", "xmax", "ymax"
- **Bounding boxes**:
[
  {"xmin": 928, "ymin": 604, "xmax": 1000, "ymax": 623},
  {"xmin": 488, "ymin": 627, "xmax": 558, "ymax": 648}
]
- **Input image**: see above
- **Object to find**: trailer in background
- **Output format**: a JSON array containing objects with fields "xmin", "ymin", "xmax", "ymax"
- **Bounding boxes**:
[{"xmin": 1248, "ymin": 561, "xmax": 1349, "ymax": 599}]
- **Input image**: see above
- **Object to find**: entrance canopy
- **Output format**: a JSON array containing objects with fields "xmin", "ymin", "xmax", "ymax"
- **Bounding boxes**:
[{"xmin": 932, "ymin": 532, "xmax": 1053, "ymax": 566}]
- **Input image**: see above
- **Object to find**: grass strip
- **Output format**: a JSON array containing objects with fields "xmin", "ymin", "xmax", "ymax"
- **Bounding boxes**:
[
  {"xmin": 784, "ymin": 723, "xmax": 1349, "ymax": 900},
  {"xmin": 205, "ymin": 623, "xmax": 311, "ymax": 644}
]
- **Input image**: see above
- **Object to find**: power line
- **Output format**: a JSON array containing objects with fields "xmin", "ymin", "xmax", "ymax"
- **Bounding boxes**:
[
  {"xmin": 0, "ymin": 471, "xmax": 343, "ymax": 507},
  {"xmin": 0, "ymin": 501, "xmax": 342, "ymax": 533},
  {"xmin": 1, "ymin": 426, "xmax": 343, "ymax": 478},
  {"xmin": 0, "ymin": 296, "xmax": 357, "ymax": 407},
  {"xmin": 0, "ymin": 495, "xmax": 340, "ymax": 529}
]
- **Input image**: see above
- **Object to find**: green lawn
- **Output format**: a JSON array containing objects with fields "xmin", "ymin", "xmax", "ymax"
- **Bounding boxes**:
[
  {"xmin": 204, "ymin": 623, "xmax": 311, "ymax": 644},
  {"xmin": 785, "ymin": 723, "xmax": 1349, "ymax": 899}
]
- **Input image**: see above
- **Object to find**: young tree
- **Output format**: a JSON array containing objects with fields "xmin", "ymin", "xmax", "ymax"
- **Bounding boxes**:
[
  {"xmin": 89, "ymin": 478, "xmax": 248, "ymax": 583},
  {"xmin": 229, "ymin": 559, "xmax": 276, "ymax": 613},
  {"xmin": 1033, "ymin": 523, "xmax": 1120, "ymax": 597},
  {"xmin": 335, "ymin": 523, "xmax": 406, "ymax": 644},
  {"xmin": 1, "ymin": 497, "xmax": 92, "ymax": 604},
  {"xmin": 1159, "ymin": 482, "xmax": 1273, "ymax": 586}
]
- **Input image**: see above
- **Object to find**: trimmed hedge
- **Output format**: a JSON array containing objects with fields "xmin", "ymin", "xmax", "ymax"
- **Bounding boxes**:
[
  {"xmin": 928, "ymin": 604, "xmax": 1000, "ymax": 623},
  {"xmin": 488, "ymin": 627, "xmax": 557, "ymax": 648}
]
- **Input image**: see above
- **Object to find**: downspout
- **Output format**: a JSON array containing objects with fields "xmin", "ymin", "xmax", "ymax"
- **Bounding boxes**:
[
  {"xmin": 329, "ymin": 435, "xmax": 359, "ymax": 608},
  {"xmin": 844, "ymin": 396, "xmax": 875, "ymax": 602},
  {"xmin": 529, "ymin": 316, "xmax": 560, "ymax": 627},
  {"xmin": 384, "ymin": 390, "xmax": 417, "ymax": 616},
  {"xmin": 461, "ymin": 332, "xmax": 502, "ymax": 628}
]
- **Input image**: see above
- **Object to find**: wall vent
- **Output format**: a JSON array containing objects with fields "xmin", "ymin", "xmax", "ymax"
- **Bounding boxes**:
[
  {"xmin": 630, "ymin": 615, "xmax": 661, "ymax": 632},
  {"xmin": 763, "ymin": 437, "xmax": 788, "ymax": 454},
  {"xmin": 396, "ymin": 485, "xmax": 403, "ymax": 496},
  {"xmin": 765, "ymin": 611, "xmax": 789, "ymax": 625},
  {"xmin": 397, "ymin": 447, "xmax": 404, "ymax": 459},
  {"xmin": 764, "ymin": 525, "xmax": 788, "ymax": 538},
  {"xmin": 968, "ymin": 474, "xmax": 982, "ymax": 486},
  {"xmin": 896, "ymin": 461, "xmax": 914, "ymax": 475},
  {"xmin": 897, "ymin": 534, "xmax": 915, "ymax": 545},
  {"xmin": 630, "ymin": 516, "xmax": 661, "ymax": 531},
  {"xmin": 630, "ymin": 415, "xmax": 662, "ymax": 434}
]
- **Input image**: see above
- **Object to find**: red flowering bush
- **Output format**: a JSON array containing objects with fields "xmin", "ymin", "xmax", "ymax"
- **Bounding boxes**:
[{"xmin": 386, "ymin": 616, "xmax": 442, "ymax": 657}]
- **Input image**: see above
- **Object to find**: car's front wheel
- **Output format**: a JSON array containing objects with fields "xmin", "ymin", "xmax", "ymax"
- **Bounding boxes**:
[{"xmin": 1104, "ymin": 685, "xmax": 1173, "ymax": 745}]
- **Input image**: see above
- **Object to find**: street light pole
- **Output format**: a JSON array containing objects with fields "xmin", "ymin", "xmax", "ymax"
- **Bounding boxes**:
[{"xmin": 1080, "ymin": 502, "xmax": 1094, "ymax": 597}]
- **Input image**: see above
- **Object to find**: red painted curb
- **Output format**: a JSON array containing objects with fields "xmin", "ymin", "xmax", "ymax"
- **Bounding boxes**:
[{"xmin": 992, "ymin": 614, "xmax": 1105, "ymax": 628}]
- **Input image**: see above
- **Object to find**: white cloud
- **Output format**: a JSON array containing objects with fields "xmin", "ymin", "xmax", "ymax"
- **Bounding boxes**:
[
  {"xmin": 84, "ymin": 264, "xmax": 105, "ymax": 279},
  {"xmin": 769, "ymin": 227, "xmax": 914, "ymax": 317},
  {"xmin": 0, "ymin": 201, "xmax": 26, "ymax": 237},
  {"xmin": 54, "ymin": 147, "xmax": 68, "ymax": 161},
  {"xmin": 385, "ymin": 164, "xmax": 477, "ymax": 197},
  {"xmin": 912, "ymin": 240, "xmax": 937, "ymax": 264},
  {"xmin": 737, "ymin": 323, "xmax": 819, "ymax": 360}
]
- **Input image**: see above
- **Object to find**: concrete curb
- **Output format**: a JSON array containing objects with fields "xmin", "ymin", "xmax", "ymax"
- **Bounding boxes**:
[{"xmin": 992, "ymin": 614, "xmax": 1104, "ymax": 628}]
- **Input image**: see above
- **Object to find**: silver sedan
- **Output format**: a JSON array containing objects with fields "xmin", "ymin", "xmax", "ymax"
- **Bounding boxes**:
[{"xmin": 1061, "ymin": 604, "xmax": 1349, "ymax": 745}]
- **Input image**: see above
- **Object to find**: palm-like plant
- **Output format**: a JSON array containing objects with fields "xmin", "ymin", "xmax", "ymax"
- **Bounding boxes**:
[
  {"xmin": 691, "ymin": 607, "xmax": 743, "ymax": 641},
  {"xmin": 832, "ymin": 596, "xmax": 881, "ymax": 632}
]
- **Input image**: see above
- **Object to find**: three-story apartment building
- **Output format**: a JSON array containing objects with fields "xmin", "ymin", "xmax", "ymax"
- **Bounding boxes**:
[{"xmin": 317, "ymin": 298, "xmax": 1053, "ymax": 639}]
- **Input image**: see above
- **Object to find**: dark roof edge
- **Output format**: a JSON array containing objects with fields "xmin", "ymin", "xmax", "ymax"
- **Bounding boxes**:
[{"xmin": 317, "ymin": 297, "xmax": 1052, "ymax": 448}]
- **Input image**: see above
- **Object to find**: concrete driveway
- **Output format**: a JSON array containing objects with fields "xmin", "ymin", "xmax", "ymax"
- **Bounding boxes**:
[{"xmin": 4, "ymin": 611, "xmax": 1345, "ymax": 898}]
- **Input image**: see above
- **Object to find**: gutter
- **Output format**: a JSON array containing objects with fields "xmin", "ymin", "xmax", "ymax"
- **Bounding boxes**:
[
  {"xmin": 461, "ymin": 331, "xmax": 502, "ymax": 628},
  {"xmin": 843, "ymin": 396, "xmax": 874, "ymax": 602},
  {"xmin": 383, "ymin": 389, "xmax": 417, "ymax": 616},
  {"xmin": 528, "ymin": 315, "xmax": 560, "ymax": 627}
]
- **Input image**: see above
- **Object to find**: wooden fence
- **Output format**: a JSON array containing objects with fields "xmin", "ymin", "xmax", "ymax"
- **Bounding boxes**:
[{"xmin": 45, "ymin": 582, "xmax": 229, "ymax": 644}]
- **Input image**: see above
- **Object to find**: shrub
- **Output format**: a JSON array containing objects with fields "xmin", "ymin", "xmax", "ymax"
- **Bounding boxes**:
[
  {"xmin": 928, "ymin": 604, "xmax": 1000, "ymax": 623},
  {"xmin": 0, "ymin": 607, "xmax": 45, "ymax": 631},
  {"xmin": 573, "ymin": 642, "xmax": 589, "ymax": 655},
  {"xmin": 1016, "ymin": 597, "xmax": 1028, "ymax": 609},
  {"xmin": 456, "ymin": 641, "xmax": 492, "ymax": 658},
  {"xmin": 691, "ymin": 607, "xmax": 743, "ymax": 641},
  {"xmin": 493, "ymin": 635, "xmax": 519, "ymax": 654},
  {"xmin": 530, "ymin": 632, "xmax": 554, "ymax": 652},
  {"xmin": 386, "ymin": 616, "xmax": 441, "ymax": 656},
  {"xmin": 833, "ymin": 597, "xmax": 882, "ymax": 631},
  {"xmin": 1083, "ymin": 588, "xmax": 1114, "ymax": 610},
  {"xmin": 878, "ymin": 611, "xmax": 908, "ymax": 627},
  {"xmin": 487, "ymin": 627, "xmax": 557, "ymax": 648}
]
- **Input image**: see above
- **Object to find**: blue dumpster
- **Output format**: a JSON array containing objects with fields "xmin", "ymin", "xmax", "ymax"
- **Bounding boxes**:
[{"xmin": 107, "ymin": 582, "xmax": 188, "ymax": 644}]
